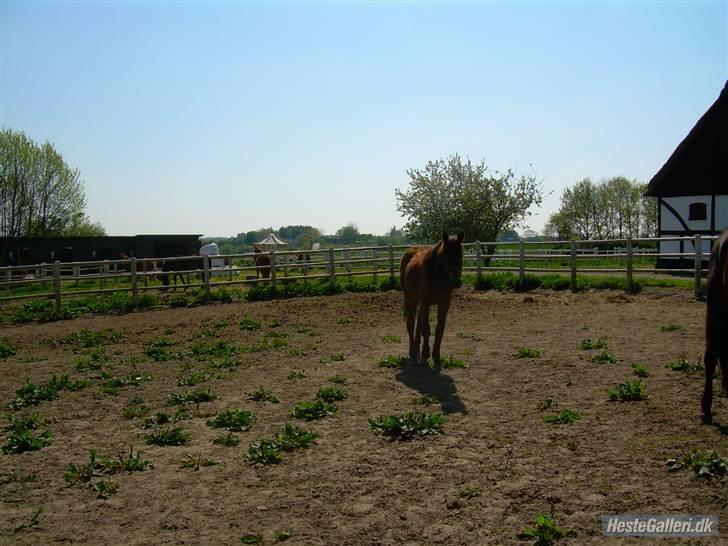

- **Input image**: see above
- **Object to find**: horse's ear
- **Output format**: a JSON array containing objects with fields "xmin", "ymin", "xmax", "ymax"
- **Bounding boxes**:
[
  {"xmin": 442, "ymin": 231, "xmax": 449, "ymax": 243},
  {"xmin": 457, "ymin": 232, "xmax": 464, "ymax": 243}
]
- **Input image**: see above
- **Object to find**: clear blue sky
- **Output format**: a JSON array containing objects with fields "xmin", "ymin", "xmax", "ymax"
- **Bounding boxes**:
[{"xmin": 1, "ymin": 1, "xmax": 726, "ymax": 237}]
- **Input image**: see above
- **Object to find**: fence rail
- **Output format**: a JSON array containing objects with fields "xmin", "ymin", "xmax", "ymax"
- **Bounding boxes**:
[{"xmin": 0, "ymin": 235, "xmax": 715, "ymax": 311}]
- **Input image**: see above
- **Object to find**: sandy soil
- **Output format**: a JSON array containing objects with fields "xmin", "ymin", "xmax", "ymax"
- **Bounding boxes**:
[{"xmin": 0, "ymin": 286, "xmax": 726, "ymax": 545}]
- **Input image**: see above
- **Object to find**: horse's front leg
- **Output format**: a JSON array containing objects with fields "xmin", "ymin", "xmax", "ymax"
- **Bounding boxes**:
[
  {"xmin": 419, "ymin": 304, "xmax": 431, "ymax": 365},
  {"xmin": 432, "ymin": 300, "xmax": 450, "ymax": 370}
]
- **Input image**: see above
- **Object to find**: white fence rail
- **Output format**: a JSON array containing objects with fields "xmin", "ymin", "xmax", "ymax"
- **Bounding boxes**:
[{"xmin": 0, "ymin": 235, "xmax": 714, "ymax": 312}]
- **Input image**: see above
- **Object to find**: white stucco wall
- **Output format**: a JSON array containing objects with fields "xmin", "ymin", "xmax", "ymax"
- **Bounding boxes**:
[{"xmin": 660, "ymin": 195, "xmax": 712, "ymax": 232}]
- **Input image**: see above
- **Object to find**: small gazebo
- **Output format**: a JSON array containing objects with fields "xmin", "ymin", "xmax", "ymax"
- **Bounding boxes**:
[{"xmin": 254, "ymin": 233, "xmax": 288, "ymax": 252}]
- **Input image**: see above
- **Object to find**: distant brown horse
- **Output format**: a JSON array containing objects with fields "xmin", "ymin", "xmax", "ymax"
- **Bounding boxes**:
[
  {"xmin": 296, "ymin": 252, "xmax": 311, "ymax": 273},
  {"xmin": 160, "ymin": 257, "xmax": 201, "ymax": 290},
  {"xmin": 401, "ymin": 231, "xmax": 464, "ymax": 369},
  {"xmin": 254, "ymin": 247, "xmax": 271, "ymax": 281},
  {"xmin": 702, "ymin": 229, "xmax": 728, "ymax": 424}
]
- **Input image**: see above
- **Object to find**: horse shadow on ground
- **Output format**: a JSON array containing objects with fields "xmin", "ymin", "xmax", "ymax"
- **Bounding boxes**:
[{"xmin": 395, "ymin": 363, "xmax": 467, "ymax": 415}]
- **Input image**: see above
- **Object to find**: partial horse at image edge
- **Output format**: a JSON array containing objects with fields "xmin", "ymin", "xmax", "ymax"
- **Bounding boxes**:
[{"xmin": 702, "ymin": 228, "xmax": 728, "ymax": 424}]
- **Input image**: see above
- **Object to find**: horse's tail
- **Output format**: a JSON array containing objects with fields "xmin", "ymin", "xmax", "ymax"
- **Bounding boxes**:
[
  {"xmin": 399, "ymin": 248, "xmax": 418, "ymax": 289},
  {"xmin": 718, "ymin": 237, "xmax": 728, "ymax": 394}
]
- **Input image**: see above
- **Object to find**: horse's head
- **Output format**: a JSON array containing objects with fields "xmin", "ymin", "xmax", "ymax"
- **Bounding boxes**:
[{"xmin": 440, "ymin": 231, "xmax": 464, "ymax": 288}]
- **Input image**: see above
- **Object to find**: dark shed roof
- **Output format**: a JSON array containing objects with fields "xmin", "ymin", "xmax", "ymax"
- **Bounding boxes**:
[{"xmin": 645, "ymin": 81, "xmax": 728, "ymax": 197}]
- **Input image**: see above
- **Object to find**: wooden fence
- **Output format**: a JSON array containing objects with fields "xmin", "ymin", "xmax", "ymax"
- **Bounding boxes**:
[{"xmin": 0, "ymin": 235, "xmax": 713, "ymax": 312}]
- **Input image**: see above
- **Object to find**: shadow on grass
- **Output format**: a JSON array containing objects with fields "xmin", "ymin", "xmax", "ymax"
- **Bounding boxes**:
[{"xmin": 395, "ymin": 362, "xmax": 467, "ymax": 415}]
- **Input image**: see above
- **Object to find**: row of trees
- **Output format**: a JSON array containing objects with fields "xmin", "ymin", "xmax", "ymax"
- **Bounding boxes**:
[
  {"xmin": 0, "ymin": 129, "xmax": 104, "ymax": 238},
  {"xmin": 544, "ymin": 178, "xmax": 657, "ymax": 240}
]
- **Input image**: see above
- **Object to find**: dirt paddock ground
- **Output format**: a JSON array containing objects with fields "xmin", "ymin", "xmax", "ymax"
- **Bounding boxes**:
[{"xmin": 1, "ymin": 287, "xmax": 726, "ymax": 545}]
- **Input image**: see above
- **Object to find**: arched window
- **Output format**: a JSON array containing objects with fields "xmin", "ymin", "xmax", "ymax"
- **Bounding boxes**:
[{"xmin": 689, "ymin": 202, "xmax": 707, "ymax": 221}]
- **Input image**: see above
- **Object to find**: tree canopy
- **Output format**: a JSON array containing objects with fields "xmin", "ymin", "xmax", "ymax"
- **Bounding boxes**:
[
  {"xmin": 0, "ymin": 129, "xmax": 104, "ymax": 237},
  {"xmin": 395, "ymin": 154, "xmax": 542, "ymax": 243},
  {"xmin": 544, "ymin": 177, "xmax": 656, "ymax": 240}
]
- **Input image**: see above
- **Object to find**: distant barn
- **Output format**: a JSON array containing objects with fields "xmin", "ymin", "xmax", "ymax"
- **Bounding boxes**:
[
  {"xmin": 0, "ymin": 234, "xmax": 201, "ymax": 266},
  {"xmin": 645, "ymin": 81, "xmax": 728, "ymax": 268}
]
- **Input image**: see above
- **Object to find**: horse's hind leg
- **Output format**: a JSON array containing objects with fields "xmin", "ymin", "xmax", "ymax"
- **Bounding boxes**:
[
  {"xmin": 405, "ymin": 298, "xmax": 418, "ymax": 364},
  {"xmin": 419, "ymin": 304, "xmax": 431, "ymax": 365},
  {"xmin": 701, "ymin": 346, "xmax": 719, "ymax": 424}
]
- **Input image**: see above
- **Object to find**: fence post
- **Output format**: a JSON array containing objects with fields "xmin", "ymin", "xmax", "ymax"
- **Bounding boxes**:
[
  {"xmin": 53, "ymin": 260, "xmax": 61, "ymax": 313},
  {"xmin": 372, "ymin": 248, "xmax": 378, "ymax": 284},
  {"xmin": 518, "ymin": 240, "xmax": 525, "ymax": 291},
  {"xmin": 475, "ymin": 241, "xmax": 482, "ymax": 281},
  {"xmin": 570, "ymin": 240, "xmax": 577, "ymax": 292},
  {"xmin": 269, "ymin": 251, "xmax": 276, "ymax": 289},
  {"xmin": 625, "ymin": 237, "xmax": 633, "ymax": 294},
  {"xmin": 142, "ymin": 260, "xmax": 149, "ymax": 288},
  {"xmin": 694, "ymin": 234, "xmax": 702, "ymax": 298},
  {"xmin": 130, "ymin": 257, "xmax": 138, "ymax": 300},
  {"xmin": 389, "ymin": 245, "xmax": 395, "ymax": 281},
  {"xmin": 202, "ymin": 254, "xmax": 210, "ymax": 297},
  {"xmin": 328, "ymin": 248, "xmax": 336, "ymax": 287}
]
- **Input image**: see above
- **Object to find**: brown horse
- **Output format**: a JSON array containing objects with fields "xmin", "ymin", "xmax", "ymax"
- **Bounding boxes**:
[
  {"xmin": 160, "ymin": 257, "xmax": 201, "ymax": 290},
  {"xmin": 702, "ymin": 229, "xmax": 728, "ymax": 424},
  {"xmin": 254, "ymin": 247, "xmax": 271, "ymax": 281},
  {"xmin": 401, "ymin": 231, "xmax": 464, "ymax": 369}
]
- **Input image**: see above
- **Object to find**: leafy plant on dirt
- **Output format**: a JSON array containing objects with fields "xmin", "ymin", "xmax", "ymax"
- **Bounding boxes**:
[
  {"xmin": 328, "ymin": 374, "xmax": 347, "ymax": 384},
  {"xmin": 9, "ymin": 375, "xmax": 88, "ymax": 410},
  {"xmin": 666, "ymin": 354, "xmax": 703, "ymax": 372},
  {"xmin": 378, "ymin": 355, "xmax": 407, "ymax": 369},
  {"xmin": 247, "ymin": 386, "xmax": 279, "ymax": 404},
  {"xmin": 141, "ymin": 412, "xmax": 172, "ymax": 429},
  {"xmin": 213, "ymin": 432, "xmax": 240, "ymax": 447},
  {"xmin": 240, "ymin": 534, "xmax": 263, "ymax": 544},
  {"xmin": 112, "ymin": 446, "xmax": 152, "ymax": 473},
  {"xmin": 661, "ymin": 323, "xmax": 681, "ymax": 332},
  {"xmin": 412, "ymin": 394, "xmax": 440, "ymax": 406},
  {"xmin": 246, "ymin": 423, "xmax": 317, "ymax": 465},
  {"xmin": 74, "ymin": 349, "xmax": 109, "ymax": 372},
  {"xmin": 145, "ymin": 427, "xmax": 190, "ymax": 446},
  {"xmin": 607, "ymin": 380, "xmax": 647, "ymax": 402},
  {"xmin": 287, "ymin": 370, "xmax": 306, "ymax": 379},
  {"xmin": 320, "ymin": 352, "xmax": 345, "ymax": 363},
  {"xmin": 144, "ymin": 337, "xmax": 182, "ymax": 361},
  {"xmin": 316, "ymin": 386, "xmax": 347, "ymax": 403},
  {"xmin": 64, "ymin": 450, "xmax": 107, "ymax": 484},
  {"xmin": 631, "ymin": 364, "xmax": 649, "ymax": 377},
  {"xmin": 515, "ymin": 347, "xmax": 541, "ymax": 359},
  {"xmin": 90, "ymin": 479, "xmax": 119, "ymax": 499},
  {"xmin": 176, "ymin": 371, "xmax": 214, "ymax": 387},
  {"xmin": 590, "ymin": 350, "xmax": 616, "ymax": 364},
  {"xmin": 291, "ymin": 399, "xmax": 338, "ymax": 421},
  {"xmin": 520, "ymin": 512, "xmax": 565, "ymax": 545},
  {"xmin": 65, "ymin": 448, "xmax": 151, "ymax": 484},
  {"xmin": 537, "ymin": 398, "xmax": 554, "ymax": 411},
  {"xmin": 2, "ymin": 427, "xmax": 51, "ymax": 454},
  {"xmin": 191, "ymin": 340, "xmax": 239, "ymax": 367},
  {"xmin": 101, "ymin": 373, "xmax": 151, "ymax": 396},
  {"xmin": 206, "ymin": 409, "xmax": 256, "ymax": 431},
  {"xmin": 580, "ymin": 338, "xmax": 607, "ymax": 350},
  {"xmin": 440, "ymin": 356, "xmax": 467, "ymax": 369},
  {"xmin": 239, "ymin": 317, "xmax": 262, "ymax": 331},
  {"xmin": 0, "ymin": 339, "xmax": 17, "ymax": 359},
  {"xmin": 666, "ymin": 449, "xmax": 728, "ymax": 479},
  {"xmin": 460, "ymin": 483, "xmax": 479, "ymax": 499},
  {"xmin": 274, "ymin": 530, "xmax": 292, "ymax": 542},
  {"xmin": 55, "ymin": 329, "xmax": 121, "ymax": 349},
  {"xmin": 382, "ymin": 335, "xmax": 401, "ymax": 344},
  {"xmin": 369, "ymin": 411, "xmax": 444, "ymax": 440},
  {"xmin": 542, "ymin": 409, "xmax": 580, "ymax": 425},
  {"xmin": 122, "ymin": 397, "xmax": 149, "ymax": 419},
  {"xmin": 167, "ymin": 388, "xmax": 216, "ymax": 406},
  {"xmin": 179, "ymin": 453, "xmax": 219, "ymax": 470}
]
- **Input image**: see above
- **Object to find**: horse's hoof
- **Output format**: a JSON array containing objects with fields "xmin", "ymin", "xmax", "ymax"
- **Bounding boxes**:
[{"xmin": 701, "ymin": 413, "xmax": 713, "ymax": 425}]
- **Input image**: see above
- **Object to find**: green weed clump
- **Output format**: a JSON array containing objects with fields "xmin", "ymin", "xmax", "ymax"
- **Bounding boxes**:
[
  {"xmin": 239, "ymin": 317, "xmax": 262, "ymax": 331},
  {"xmin": 0, "ymin": 339, "xmax": 17, "ymax": 358},
  {"xmin": 247, "ymin": 386, "xmax": 279, "ymax": 404},
  {"xmin": 369, "ymin": 411, "xmax": 445, "ymax": 440},
  {"xmin": 667, "ymin": 449, "xmax": 728, "ymax": 479},
  {"xmin": 121, "ymin": 397, "xmax": 149, "ymax": 419},
  {"xmin": 580, "ymin": 338, "xmax": 607, "ymax": 350},
  {"xmin": 2, "ymin": 413, "xmax": 51, "ymax": 454},
  {"xmin": 542, "ymin": 409, "xmax": 581, "ymax": 425},
  {"xmin": 101, "ymin": 373, "xmax": 151, "ymax": 396},
  {"xmin": 440, "ymin": 356, "xmax": 467, "ymax": 369},
  {"xmin": 9, "ymin": 374, "xmax": 88, "ymax": 410},
  {"xmin": 631, "ymin": 363, "xmax": 649, "ymax": 377},
  {"xmin": 666, "ymin": 355, "xmax": 703, "ymax": 372},
  {"xmin": 520, "ymin": 513, "xmax": 565, "ymax": 545},
  {"xmin": 590, "ymin": 350, "xmax": 616, "ymax": 364},
  {"xmin": 246, "ymin": 423, "xmax": 317, "ymax": 465},
  {"xmin": 144, "ymin": 427, "xmax": 190, "ymax": 446},
  {"xmin": 291, "ymin": 399, "xmax": 337, "ymax": 421},
  {"xmin": 74, "ymin": 349, "xmax": 109, "ymax": 372},
  {"xmin": 191, "ymin": 340, "xmax": 239, "ymax": 368},
  {"xmin": 378, "ymin": 355, "xmax": 407, "ymax": 369},
  {"xmin": 515, "ymin": 347, "xmax": 542, "ymax": 359},
  {"xmin": 167, "ymin": 388, "xmax": 216, "ymax": 406},
  {"xmin": 607, "ymin": 380, "xmax": 647, "ymax": 402},
  {"xmin": 55, "ymin": 329, "xmax": 121, "ymax": 349},
  {"xmin": 316, "ymin": 386, "xmax": 348, "ymax": 403},
  {"xmin": 206, "ymin": 409, "xmax": 256, "ymax": 432}
]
